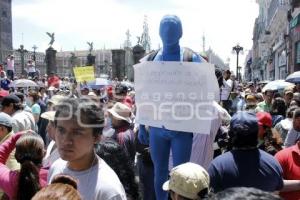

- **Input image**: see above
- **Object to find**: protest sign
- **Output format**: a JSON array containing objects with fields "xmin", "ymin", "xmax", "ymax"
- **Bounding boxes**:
[
  {"xmin": 134, "ymin": 61, "xmax": 219, "ymax": 133},
  {"xmin": 73, "ymin": 66, "xmax": 95, "ymax": 82}
]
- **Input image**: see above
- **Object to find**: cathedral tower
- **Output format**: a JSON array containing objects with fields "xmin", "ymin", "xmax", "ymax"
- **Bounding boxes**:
[{"xmin": 0, "ymin": 0, "xmax": 12, "ymax": 62}]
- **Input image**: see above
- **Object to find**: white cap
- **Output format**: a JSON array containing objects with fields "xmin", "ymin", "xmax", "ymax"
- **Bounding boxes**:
[{"xmin": 163, "ymin": 162, "xmax": 209, "ymax": 199}]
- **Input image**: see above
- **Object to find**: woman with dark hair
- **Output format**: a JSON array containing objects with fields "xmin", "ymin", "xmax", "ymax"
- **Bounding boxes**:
[
  {"xmin": 95, "ymin": 139, "xmax": 139, "ymax": 200},
  {"xmin": 0, "ymin": 131, "xmax": 47, "ymax": 200},
  {"xmin": 257, "ymin": 112, "xmax": 283, "ymax": 155},
  {"xmin": 271, "ymin": 97, "xmax": 287, "ymax": 127}
]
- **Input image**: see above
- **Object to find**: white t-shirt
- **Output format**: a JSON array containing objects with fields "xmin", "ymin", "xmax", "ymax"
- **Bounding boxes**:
[
  {"xmin": 220, "ymin": 79, "xmax": 233, "ymax": 100},
  {"xmin": 27, "ymin": 64, "xmax": 36, "ymax": 73},
  {"xmin": 12, "ymin": 110, "xmax": 35, "ymax": 132},
  {"xmin": 6, "ymin": 59, "xmax": 14, "ymax": 71},
  {"xmin": 48, "ymin": 157, "xmax": 127, "ymax": 200},
  {"xmin": 43, "ymin": 140, "xmax": 60, "ymax": 167}
]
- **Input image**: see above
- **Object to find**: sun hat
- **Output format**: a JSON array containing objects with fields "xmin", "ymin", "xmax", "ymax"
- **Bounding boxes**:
[
  {"xmin": 41, "ymin": 111, "xmax": 56, "ymax": 121},
  {"xmin": 47, "ymin": 95, "xmax": 66, "ymax": 106},
  {"xmin": 246, "ymin": 94, "xmax": 256, "ymax": 101},
  {"xmin": 162, "ymin": 162, "xmax": 209, "ymax": 199},
  {"xmin": 0, "ymin": 112, "xmax": 13, "ymax": 127},
  {"xmin": 107, "ymin": 102, "xmax": 132, "ymax": 123}
]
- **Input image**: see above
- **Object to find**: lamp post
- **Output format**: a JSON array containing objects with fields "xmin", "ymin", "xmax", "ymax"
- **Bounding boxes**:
[
  {"xmin": 17, "ymin": 45, "xmax": 28, "ymax": 75},
  {"xmin": 32, "ymin": 45, "xmax": 37, "ymax": 62},
  {"xmin": 232, "ymin": 44, "xmax": 243, "ymax": 82}
]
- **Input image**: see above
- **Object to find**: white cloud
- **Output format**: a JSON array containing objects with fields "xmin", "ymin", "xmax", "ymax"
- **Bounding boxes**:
[{"xmin": 12, "ymin": 0, "xmax": 258, "ymax": 72}]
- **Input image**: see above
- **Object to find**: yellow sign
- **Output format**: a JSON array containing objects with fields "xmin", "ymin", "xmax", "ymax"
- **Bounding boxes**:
[{"xmin": 73, "ymin": 66, "xmax": 95, "ymax": 82}]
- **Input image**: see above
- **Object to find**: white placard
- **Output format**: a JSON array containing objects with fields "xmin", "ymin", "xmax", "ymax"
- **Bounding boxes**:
[{"xmin": 134, "ymin": 61, "xmax": 220, "ymax": 133}]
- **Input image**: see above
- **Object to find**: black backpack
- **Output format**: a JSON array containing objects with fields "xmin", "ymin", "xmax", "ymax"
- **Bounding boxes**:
[{"xmin": 146, "ymin": 47, "xmax": 195, "ymax": 62}]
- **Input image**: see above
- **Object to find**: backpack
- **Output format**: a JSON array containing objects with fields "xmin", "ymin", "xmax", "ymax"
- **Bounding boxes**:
[{"xmin": 146, "ymin": 47, "xmax": 195, "ymax": 62}]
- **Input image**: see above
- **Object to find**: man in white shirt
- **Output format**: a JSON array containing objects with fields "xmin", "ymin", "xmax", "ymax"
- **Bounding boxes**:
[
  {"xmin": 27, "ymin": 60, "xmax": 36, "ymax": 79},
  {"xmin": 6, "ymin": 55, "xmax": 14, "ymax": 80},
  {"xmin": 48, "ymin": 98, "xmax": 126, "ymax": 200},
  {"xmin": 220, "ymin": 70, "xmax": 234, "ymax": 112}
]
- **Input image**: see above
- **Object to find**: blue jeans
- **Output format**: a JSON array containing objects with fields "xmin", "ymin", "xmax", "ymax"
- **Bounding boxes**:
[
  {"xmin": 7, "ymin": 70, "xmax": 14, "ymax": 80},
  {"xmin": 149, "ymin": 128, "xmax": 193, "ymax": 200},
  {"xmin": 137, "ymin": 155, "xmax": 156, "ymax": 200},
  {"xmin": 28, "ymin": 72, "xmax": 36, "ymax": 78}
]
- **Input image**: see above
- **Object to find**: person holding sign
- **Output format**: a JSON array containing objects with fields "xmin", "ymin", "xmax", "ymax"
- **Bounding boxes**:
[{"xmin": 138, "ymin": 15, "xmax": 205, "ymax": 200}]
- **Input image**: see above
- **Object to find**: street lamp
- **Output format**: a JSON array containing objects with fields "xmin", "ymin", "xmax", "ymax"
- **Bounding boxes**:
[
  {"xmin": 32, "ymin": 45, "xmax": 38, "ymax": 62},
  {"xmin": 17, "ymin": 45, "xmax": 28, "ymax": 75},
  {"xmin": 232, "ymin": 44, "xmax": 243, "ymax": 82}
]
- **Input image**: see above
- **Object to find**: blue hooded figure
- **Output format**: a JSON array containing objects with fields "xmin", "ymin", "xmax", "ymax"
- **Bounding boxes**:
[{"xmin": 138, "ymin": 15, "xmax": 204, "ymax": 200}]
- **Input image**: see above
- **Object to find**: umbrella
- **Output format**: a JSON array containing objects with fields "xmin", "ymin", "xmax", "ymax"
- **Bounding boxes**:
[
  {"xmin": 10, "ymin": 79, "xmax": 38, "ymax": 88},
  {"xmin": 286, "ymin": 71, "xmax": 300, "ymax": 83},
  {"xmin": 258, "ymin": 80, "xmax": 270, "ymax": 85},
  {"xmin": 88, "ymin": 78, "xmax": 111, "ymax": 89},
  {"xmin": 95, "ymin": 78, "xmax": 111, "ymax": 86},
  {"xmin": 121, "ymin": 81, "xmax": 134, "ymax": 89},
  {"xmin": 262, "ymin": 80, "xmax": 294, "ymax": 93}
]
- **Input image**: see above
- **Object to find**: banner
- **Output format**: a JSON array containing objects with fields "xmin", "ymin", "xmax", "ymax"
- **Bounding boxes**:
[
  {"xmin": 73, "ymin": 66, "xmax": 95, "ymax": 82},
  {"xmin": 134, "ymin": 61, "xmax": 220, "ymax": 133}
]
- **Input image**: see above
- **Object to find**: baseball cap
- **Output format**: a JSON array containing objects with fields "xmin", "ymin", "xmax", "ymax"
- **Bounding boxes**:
[
  {"xmin": 0, "ymin": 112, "xmax": 13, "ymax": 127},
  {"xmin": 115, "ymin": 84, "xmax": 128, "ymax": 95},
  {"xmin": 256, "ymin": 112, "xmax": 272, "ymax": 128},
  {"xmin": 162, "ymin": 162, "xmax": 209, "ymax": 199},
  {"xmin": 230, "ymin": 111, "xmax": 259, "ymax": 136},
  {"xmin": 41, "ymin": 111, "xmax": 56, "ymax": 121},
  {"xmin": 246, "ymin": 94, "xmax": 256, "ymax": 101},
  {"xmin": 1, "ymin": 94, "xmax": 20, "ymax": 107},
  {"xmin": 0, "ymin": 90, "xmax": 9, "ymax": 98}
]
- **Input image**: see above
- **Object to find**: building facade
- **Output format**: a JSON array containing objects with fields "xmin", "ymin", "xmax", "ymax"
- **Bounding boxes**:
[
  {"xmin": 289, "ymin": 4, "xmax": 300, "ymax": 73},
  {"xmin": 56, "ymin": 48, "xmax": 134, "ymax": 80},
  {"xmin": 204, "ymin": 48, "xmax": 229, "ymax": 71},
  {"xmin": 0, "ymin": 0, "xmax": 12, "ymax": 63},
  {"xmin": 56, "ymin": 49, "xmax": 113, "ymax": 78},
  {"xmin": 251, "ymin": 0, "xmax": 292, "ymax": 81}
]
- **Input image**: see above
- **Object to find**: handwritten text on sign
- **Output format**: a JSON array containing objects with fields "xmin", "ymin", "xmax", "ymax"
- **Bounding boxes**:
[
  {"xmin": 134, "ymin": 61, "xmax": 219, "ymax": 133},
  {"xmin": 73, "ymin": 66, "xmax": 95, "ymax": 83}
]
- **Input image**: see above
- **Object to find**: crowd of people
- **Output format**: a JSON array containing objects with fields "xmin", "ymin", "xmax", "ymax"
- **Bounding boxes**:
[{"xmin": 0, "ymin": 63, "xmax": 295, "ymax": 200}]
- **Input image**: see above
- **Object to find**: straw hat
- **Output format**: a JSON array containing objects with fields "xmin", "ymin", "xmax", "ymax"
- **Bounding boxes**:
[{"xmin": 107, "ymin": 102, "xmax": 132, "ymax": 123}]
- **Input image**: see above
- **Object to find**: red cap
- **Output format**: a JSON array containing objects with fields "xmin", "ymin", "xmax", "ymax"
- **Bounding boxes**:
[
  {"xmin": 256, "ymin": 112, "xmax": 272, "ymax": 127},
  {"xmin": 0, "ymin": 90, "xmax": 9, "ymax": 98},
  {"xmin": 123, "ymin": 96, "xmax": 133, "ymax": 108}
]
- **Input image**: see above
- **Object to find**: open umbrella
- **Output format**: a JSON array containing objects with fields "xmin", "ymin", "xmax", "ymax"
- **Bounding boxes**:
[
  {"xmin": 262, "ymin": 80, "xmax": 294, "ymax": 93},
  {"xmin": 88, "ymin": 78, "xmax": 111, "ymax": 89},
  {"xmin": 121, "ymin": 81, "xmax": 134, "ymax": 90},
  {"xmin": 286, "ymin": 71, "xmax": 300, "ymax": 83},
  {"xmin": 10, "ymin": 79, "xmax": 38, "ymax": 88}
]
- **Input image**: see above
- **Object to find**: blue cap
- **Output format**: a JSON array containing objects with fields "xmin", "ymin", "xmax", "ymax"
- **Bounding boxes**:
[
  {"xmin": 1, "ymin": 94, "xmax": 20, "ymax": 107},
  {"xmin": 0, "ymin": 112, "xmax": 13, "ymax": 128},
  {"xmin": 230, "ymin": 111, "xmax": 258, "ymax": 136}
]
